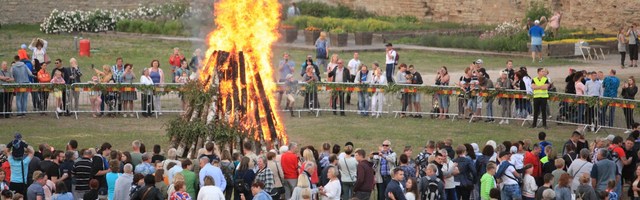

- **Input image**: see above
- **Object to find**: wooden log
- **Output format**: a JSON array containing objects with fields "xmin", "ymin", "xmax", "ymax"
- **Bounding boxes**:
[
  {"xmin": 239, "ymin": 51, "xmax": 247, "ymax": 114},
  {"xmin": 253, "ymin": 71, "xmax": 278, "ymax": 144}
]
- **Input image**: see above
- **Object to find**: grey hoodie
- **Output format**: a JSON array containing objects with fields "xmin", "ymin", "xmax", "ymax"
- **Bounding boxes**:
[{"xmin": 11, "ymin": 62, "xmax": 31, "ymax": 83}]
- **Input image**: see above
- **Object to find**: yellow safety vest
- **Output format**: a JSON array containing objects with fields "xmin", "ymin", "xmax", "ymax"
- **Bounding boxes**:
[{"xmin": 532, "ymin": 77, "xmax": 549, "ymax": 98}]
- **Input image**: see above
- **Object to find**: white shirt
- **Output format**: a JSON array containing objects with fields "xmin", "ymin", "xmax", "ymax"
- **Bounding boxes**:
[
  {"xmin": 405, "ymin": 192, "xmax": 416, "ymax": 200},
  {"xmin": 338, "ymin": 157, "xmax": 358, "ymax": 182},
  {"xmin": 385, "ymin": 50, "xmax": 397, "ymax": 64},
  {"xmin": 347, "ymin": 59, "xmax": 360, "ymax": 76},
  {"xmin": 442, "ymin": 159, "xmax": 456, "ymax": 189},
  {"xmin": 500, "ymin": 165, "xmax": 518, "ymax": 185},
  {"xmin": 140, "ymin": 75, "xmax": 154, "ymax": 85},
  {"xmin": 197, "ymin": 185, "xmax": 225, "ymax": 200},
  {"xmin": 509, "ymin": 153, "xmax": 524, "ymax": 170},
  {"xmin": 522, "ymin": 174, "xmax": 538, "ymax": 197},
  {"xmin": 321, "ymin": 179, "xmax": 341, "ymax": 200},
  {"xmin": 567, "ymin": 159, "xmax": 593, "ymax": 191},
  {"xmin": 523, "ymin": 76, "xmax": 533, "ymax": 94}
]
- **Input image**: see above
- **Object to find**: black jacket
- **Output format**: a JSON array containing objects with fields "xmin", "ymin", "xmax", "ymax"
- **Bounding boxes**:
[
  {"xmin": 328, "ymin": 67, "xmax": 350, "ymax": 83},
  {"xmin": 131, "ymin": 185, "xmax": 163, "ymax": 200}
]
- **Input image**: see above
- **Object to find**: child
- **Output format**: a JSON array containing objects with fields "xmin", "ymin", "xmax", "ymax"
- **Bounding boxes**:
[
  {"xmin": 50, "ymin": 70, "xmax": 66, "ymax": 113},
  {"xmin": 535, "ymin": 174, "xmax": 554, "ymax": 200},
  {"xmin": 576, "ymin": 173, "xmax": 597, "ymax": 200},
  {"xmin": 88, "ymin": 76, "xmax": 102, "ymax": 118},
  {"xmin": 0, "ymin": 169, "xmax": 8, "ymax": 191},
  {"xmin": 522, "ymin": 164, "xmax": 537, "ymax": 200},
  {"xmin": 177, "ymin": 71, "xmax": 189, "ymax": 84},
  {"xmin": 551, "ymin": 158, "xmax": 567, "ymax": 188},
  {"xmin": 481, "ymin": 162, "xmax": 497, "ymax": 200},
  {"xmin": 606, "ymin": 180, "xmax": 618, "ymax": 200},
  {"xmin": 6, "ymin": 133, "xmax": 28, "ymax": 159},
  {"xmin": 538, "ymin": 131, "xmax": 551, "ymax": 157},
  {"xmin": 284, "ymin": 74, "xmax": 298, "ymax": 117}
]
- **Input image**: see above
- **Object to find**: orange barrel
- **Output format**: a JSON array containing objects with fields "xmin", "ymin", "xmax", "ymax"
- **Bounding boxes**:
[{"xmin": 79, "ymin": 39, "xmax": 90, "ymax": 57}]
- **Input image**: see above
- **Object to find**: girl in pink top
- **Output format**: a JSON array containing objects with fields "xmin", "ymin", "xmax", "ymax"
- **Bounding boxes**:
[
  {"xmin": 50, "ymin": 70, "xmax": 66, "ymax": 113},
  {"xmin": 574, "ymin": 71, "xmax": 586, "ymax": 124}
]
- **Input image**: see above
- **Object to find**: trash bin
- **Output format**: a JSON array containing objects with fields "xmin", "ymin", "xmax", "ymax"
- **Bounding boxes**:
[{"xmin": 79, "ymin": 39, "xmax": 90, "ymax": 57}]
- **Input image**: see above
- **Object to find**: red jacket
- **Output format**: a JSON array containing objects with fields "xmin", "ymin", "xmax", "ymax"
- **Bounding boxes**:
[
  {"xmin": 169, "ymin": 54, "xmax": 184, "ymax": 67},
  {"xmin": 524, "ymin": 151, "xmax": 542, "ymax": 178},
  {"xmin": 281, "ymin": 151, "xmax": 299, "ymax": 179}
]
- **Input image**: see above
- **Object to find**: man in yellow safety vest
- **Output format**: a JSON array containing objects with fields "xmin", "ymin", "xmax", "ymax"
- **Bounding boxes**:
[{"xmin": 531, "ymin": 68, "xmax": 550, "ymax": 129}]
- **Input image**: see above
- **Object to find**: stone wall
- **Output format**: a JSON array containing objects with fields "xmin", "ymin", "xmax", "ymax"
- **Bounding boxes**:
[
  {"xmin": 0, "ymin": 0, "xmax": 185, "ymax": 25},
  {"xmin": 318, "ymin": 0, "xmax": 640, "ymax": 32}
]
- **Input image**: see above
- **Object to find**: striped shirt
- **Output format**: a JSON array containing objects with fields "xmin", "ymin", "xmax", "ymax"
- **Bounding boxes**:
[{"xmin": 72, "ymin": 157, "xmax": 94, "ymax": 191}]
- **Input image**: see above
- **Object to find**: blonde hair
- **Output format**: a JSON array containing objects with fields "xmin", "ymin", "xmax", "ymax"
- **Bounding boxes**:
[
  {"xmin": 303, "ymin": 149, "xmax": 314, "ymax": 162},
  {"xmin": 300, "ymin": 188, "xmax": 312, "ymax": 200},
  {"xmin": 296, "ymin": 174, "xmax": 310, "ymax": 188},
  {"xmin": 330, "ymin": 54, "xmax": 339, "ymax": 64},
  {"xmin": 319, "ymin": 31, "xmax": 327, "ymax": 40},
  {"xmin": 173, "ymin": 172, "xmax": 185, "ymax": 183},
  {"xmin": 102, "ymin": 65, "xmax": 112, "ymax": 73}
]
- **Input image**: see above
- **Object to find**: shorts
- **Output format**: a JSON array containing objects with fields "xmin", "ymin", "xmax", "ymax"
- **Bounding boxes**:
[
  {"xmin": 412, "ymin": 93, "xmax": 421, "ymax": 103},
  {"xmin": 531, "ymin": 45, "xmax": 542, "ymax": 52},
  {"xmin": 438, "ymin": 94, "xmax": 449, "ymax": 108},
  {"xmin": 53, "ymin": 90, "xmax": 62, "ymax": 98},
  {"xmin": 286, "ymin": 94, "xmax": 295, "ymax": 102}
]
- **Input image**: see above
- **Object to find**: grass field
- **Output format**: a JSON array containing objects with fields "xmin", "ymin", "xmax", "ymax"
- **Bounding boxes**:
[{"xmin": 0, "ymin": 24, "xmax": 607, "ymax": 155}]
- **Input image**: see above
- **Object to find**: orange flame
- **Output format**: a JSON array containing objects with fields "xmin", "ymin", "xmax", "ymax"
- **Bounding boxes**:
[{"xmin": 199, "ymin": 0, "xmax": 287, "ymax": 145}]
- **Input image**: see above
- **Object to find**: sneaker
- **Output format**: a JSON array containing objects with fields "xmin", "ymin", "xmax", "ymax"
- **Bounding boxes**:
[
  {"xmin": 499, "ymin": 119, "xmax": 505, "ymax": 125},
  {"xmin": 624, "ymin": 130, "xmax": 632, "ymax": 134},
  {"xmin": 590, "ymin": 125, "xmax": 595, "ymax": 132},
  {"xmin": 123, "ymin": 114, "xmax": 127, "ymax": 118},
  {"xmin": 130, "ymin": 114, "xmax": 135, "ymax": 117},
  {"xmin": 56, "ymin": 108, "xmax": 63, "ymax": 113}
]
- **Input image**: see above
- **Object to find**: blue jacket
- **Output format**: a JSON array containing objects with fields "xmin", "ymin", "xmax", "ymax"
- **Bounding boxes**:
[
  {"xmin": 385, "ymin": 180, "xmax": 406, "ymax": 200},
  {"xmin": 453, "ymin": 156, "xmax": 477, "ymax": 187},
  {"xmin": 602, "ymin": 76, "xmax": 620, "ymax": 97}
]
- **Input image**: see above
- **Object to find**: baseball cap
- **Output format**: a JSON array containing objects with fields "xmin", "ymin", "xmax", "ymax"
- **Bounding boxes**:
[
  {"xmin": 475, "ymin": 59, "xmax": 483, "ymax": 64},
  {"xmin": 534, "ymin": 20, "xmax": 540, "ymax": 24},
  {"xmin": 20, "ymin": 44, "xmax": 27, "ymax": 49},
  {"xmin": 345, "ymin": 141, "xmax": 354, "ymax": 147}
]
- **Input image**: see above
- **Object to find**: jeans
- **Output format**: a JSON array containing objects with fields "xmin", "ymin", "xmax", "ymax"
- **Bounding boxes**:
[
  {"xmin": 39, "ymin": 91, "xmax": 49, "ymax": 111},
  {"xmin": 15, "ymin": 92, "xmax": 28, "ymax": 114},
  {"xmin": 401, "ymin": 93, "xmax": 411, "ymax": 114},
  {"xmin": 347, "ymin": 75, "xmax": 355, "ymax": 104},
  {"xmin": 600, "ymin": 105, "xmax": 615, "ymax": 127},
  {"xmin": 467, "ymin": 97, "xmax": 478, "ymax": 111},
  {"xmin": 486, "ymin": 98, "xmax": 494, "ymax": 119},
  {"xmin": 456, "ymin": 185, "xmax": 472, "ymax": 200},
  {"xmin": 341, "ymin": 182, "xmax": 355, "ymax": 200},
  {"xmin": 445, "ymin": 188, "xmax": 458, "ymax": 200},
  {"xmin": 377, "ymin": 175, "xmax": 391, "ymax": 200},
  {"xmin": 385, "ymin": 63, "xmax": 395, "ymax": 83},
  {"xmin": 357, "ymin": 92, "xmax": 370, "ymax": 116},
  {"xmin": 70, "ymin": 90, "xmax": 80, "ymax": 111},
  {"xmin": 500, "ymin": 98, "xmax": 512, "ymax": 118},
  {"xmin": 501, "ymin": 184, "xmax": 522, "ymax": 200},
  {"xmin": 577, "ymin": 104, "xmax": 585, "ymax": 124},
  {"xmin": 355, "ymin": 191, "xmax": 371, "ymax": 200},
  {"xmin": 30, "ymin": 92, "xmax": 40, "ymax": 111},
  {"xmin": 532, "ymin": 98, "xmax": 548, "ymax": 128}
]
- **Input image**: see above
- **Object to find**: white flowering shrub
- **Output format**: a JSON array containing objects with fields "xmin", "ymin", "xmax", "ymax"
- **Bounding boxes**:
[
  {"xmin": 40, "ymin": 3, "xmax": 204, "ymax": 34},
  {"xmin": 479, "ymin": 20, "xmax": 523, "ymax": 40}
]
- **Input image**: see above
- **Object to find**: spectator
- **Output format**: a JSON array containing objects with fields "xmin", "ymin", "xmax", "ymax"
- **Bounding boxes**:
[
  {"xmin": 370, "ymin": 67, "xmax": 387, "ymax": 117},
  {"xmin": 624, "ymin": 137, "xmax": 640, "ymax": 185},
  {"xmin": 618, "ymin": 27, "xmax": 628, "ymax": 68},
  {"xmin": 154, "ymin": 169, "xmax": 168, "ymax": 199},
  {"xmin": 347, "ymin": 52, "xmax": 361, "ymax": 104},
  {"xmin": 300, "ymin": 149, "xmax": 319, "ymax": 187},
  {"xmin": 336, "ymin": 145, "xmax": 359, "ymax": 199},
  {"xmin": 247, "ymin": 182, "xmax": 272, "ymax": 200},
  {"xmin": 180, "ymin": 160, "xmax": 198, "ymax": 198},
  {"xmin": 8, "ymin": 139, "xmax": 32, "ymax": 195},
  {"xmin": 315, "ymin": 32, "xmax": 329, "ymax": 72},
  {"xmin": 551, "ymin": 158, "xmax": 567, "ymax": 188},
  {"xmin": 384, "ymin": 43, "xmax": 397, "ymax": 83},
  {"xmin": 480, "ymin": 162, "xmax": 497, "ymax": 200},
  {"xmin": 554, "ymin": 173, "xmax": 572, "ymax": 200},
  {"xmin": 87, "ymin": 75, "xmax": 102, "ymax": 117},
  {"xmin": 130, "ymin": 173, "xmax": 145, "ymax": 197},
  {"xmin": 385, "ymin": 168, "xmax": 406, "ymax": 200},
  {"xmin": 234, "ymin": 157, "xmax": 256, "ymax": 200},
  {"xmin": 106, "ymin": 160, "xmax": 121, "ymax": 200},
  {"xmin": 591, "ymin": 148, "xmax": 620, "ymax": 195},
  {"xmin": 302, "ymin": 65, "xmax": 320, "ymax": 109},
  {"xmin": 535, "ymin": 174, "xmax": 554, "ymax": 199},
  {"xmin": 610, "ymin": 136, "xmax": 631, "ymax": 196},
  {"xmin": 496, "ymin": 70, "xmax": 513, "ymax": 124},
  {"xmin": 149, "ymin": 60, "xmax": 164, "ymax": 115},
  {"xmin": 479, "ymin": 70, "xmax": 495, "ymax": 122},
  {"xmin": 67, "ymin": 58, "xmax": 82, "ymax": 112},
  {"xmin": 17, "ymin": 44, "xmax": 29, "ymax": 61},
  {"xmin": 284, "ymin": 74, "xmax": 298, "ymax": 117},
  {"xmin": 199, "ymin": 156, "xmax": 226, "ymax": 190},
  {"xmin": 255, "ymin": 157, "xmax": 275, "ymax": 193},
  {"xmin": 28, "ymin": 38, "xmax": 48, "ymax": 64},
  {"xmin": 197, "ymin": 175, "xmax": 224, "ymax": 200},
  {"xmin": 113, "ymin": 163, "xmax": 133, "ymax": 200},
  {"xmin": 134, "ymin": 153, "xmax": 155, "ymax": 176},
  {"xmin": 131, "ymin": 175, "xmax": 163, "ymax": 200},
  {"xmin": 319, "ymin": 165, "xmax": 341, "ymax": 200},
  {"xmin": 353, "ymin": 149, "xmax": 373, "ymax": 200},
  {"xmin": 601, "ymin": 69, "xmax": 620, "ymax": 127},
  {"xmin": 372, "ymin": 140, "xmax": 396, "ymax": 200},
  {"xmin": 35, "ymin": 63, "xmax": 51, "ymax": 115},
  {"xmin": 453, "ymin": 144, "xmax": 476, "ymax": 200},
  {"xmin": 201, "ymin": 142, "xmax": 219, "ymax": 164},
  {"xmin": 12, "ymin": 56, "xmax": 33, "ymax": 116},
  {"xmin": 328, "ymin": 59, "xmax": 350, "ymax": 116},
  {"xmin": 282, "ymin": 142, "xmax": 299, "ymax": 199},
  {"xmin": 266, "ymin": 152, "xmax": 283, "ymax": 200},
  {"xmin": 521, "ymin": 164, "xmax": 537, "ymax": 200},
  {"xmin": 319, "ymin": 154, "xmax": 337, "ymax": 188},
  {"xmin": 286, "ymin": 2, "xmax": 301, "ymax": 18},
  {"xmin": 121, "ymin": 63, "xmax": 136, "ymax": 117},
  {"xmin": 150, "ymin": 145, "xmax": 165, "ymax": 164},
  {"xmin": 354, "ymin": 64, "xmax": 372, "ymax": 116},
  {"xmin": 139, "ymin": 68, "xmax": 154, "ymax": 117},
  {"xmin": 622, "ymin": 76, "xmax": 638, "ymax": 130},
  {"xmin": 576, "ymin": 173, "xmax": 598, "ymax": 200},
  {"xmin": 627, "ymin": 23, "xmax": 639, "ymax": 68},
  {"xmin": 497, "ymin": 151, "xmax": 521, "ymax": 200},
  {"xmin": 435, "ymin": 66, "xmax": 450, "ymax": 119},
  {"xmin": 130, "ymin": 141, "xmax": 143, "ymax": 167},
  {"xmin": 408, "ymin": 65, "xmax": 424, "ymax": 118},
  {"xmin": 278, "ymin": 53, "xmax": 295, "ymax": 104},
  {"xmin": 189, "ymin": 48, "xmax": 203, "ymax": 72},
  {"xmin": 51, "ymin": 181, "xmax": 73, "ymax": 200},
  {"xmin": 567, "ymin": 149, "xmax": 593, "ymax": 191},
  {"xmin": 290, "ymin": 174, "xmax": 311, "ymax": 200},
  {"xmin": 50, "ymin": 70, "xmax": 66, "ymax": 113},
  {"xmin": 0, "ymin": 61, "xmax": 14, "ymax": 118},
  {"xmin": 72, "ymin": 149, "xmax": 94, "ymax": 198},
  {"xmin": 26, "ymin": 171, "xmax": 46, "ymax": 200},
  {"xmin": 168, "ymin": 48, "xmax": 184, "ymax": 82},
  {"xmin": 528, "ymin": 20, "xmax": 545, "ymax": 63}
]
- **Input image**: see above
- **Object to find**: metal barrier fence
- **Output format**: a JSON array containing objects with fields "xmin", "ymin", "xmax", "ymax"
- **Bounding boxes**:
[{"xmin": 1, "ymin": 82, "xmax": 638, "ymax": 133}]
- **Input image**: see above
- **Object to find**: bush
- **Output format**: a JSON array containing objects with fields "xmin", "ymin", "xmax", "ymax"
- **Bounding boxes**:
[
  {"xmin": 115, "ymin": 19, "xmax": 185, "ymax": 36},
  {"xmin": 393, "ymin": 32, "xmax": 530, "ymax": 52},
  {"xmin": 524, "ymin": 1, "xmax": 551, "ymax": 23},
  {"xmin": 296, "ymin": 1, "xmax": 374, "ymax": 19}
]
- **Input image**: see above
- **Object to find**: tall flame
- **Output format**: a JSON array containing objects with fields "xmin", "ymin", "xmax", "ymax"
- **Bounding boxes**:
[{"xmin": 199, "ymin": 0, "xmax": 287, "ymax": 144}]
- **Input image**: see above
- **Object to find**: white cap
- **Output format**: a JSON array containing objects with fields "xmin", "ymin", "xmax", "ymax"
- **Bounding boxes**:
[
  {"xmin": 475, "ymin": 59, "xmax": 483, "ymax": 64},
  {"xmin": 510, "ymin": 146, "xmax": 518, "ymax": 154},
  {"xmin": 534, "ymin": 20, "xmax": 540, "ymax": 24},
  {"xmin": 471, "ymin": 143, "xmax": 479, "ymax": 153}
]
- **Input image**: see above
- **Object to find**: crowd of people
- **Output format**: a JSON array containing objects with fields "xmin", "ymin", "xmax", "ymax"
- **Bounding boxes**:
[
  {"xmin": 0, "ymin": 38, "xmax": 204, "ymax": 118},
  {"xmin": 4, "ymin": 126, "xmax": 640, "ymax": 200}
]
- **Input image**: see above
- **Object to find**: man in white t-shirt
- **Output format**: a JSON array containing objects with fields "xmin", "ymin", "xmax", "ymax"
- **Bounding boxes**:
[
  {"xmin": 385, "ymin": 43, "xmax": 397, "ymax": 83},
  {"xmin": 347, "ymin": 53, "xmax": 361, "ymax": 105},
  {"xmin": 498, "ymin": 151, "xmax": 522, "ymax": 200}
]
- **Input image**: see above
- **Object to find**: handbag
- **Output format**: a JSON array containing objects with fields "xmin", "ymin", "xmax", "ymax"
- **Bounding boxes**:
[{"xmin": 342, "ymin": 158, "xmax": 356, "ymax": 181}]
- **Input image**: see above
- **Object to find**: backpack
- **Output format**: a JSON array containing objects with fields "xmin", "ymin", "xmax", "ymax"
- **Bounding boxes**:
[
  {"xmin": 420, "ymin": 176, "xmax": 441, "ymax": 200},
  {"xmin": 495, "ymin": 161, "xmax": 522, "ymax": 186},
  {"xmin": 234, "ymin": 177, "xmax": 250, "ymax": 193},
  {"xmin": 221, "ymin": 161, "xmax": 235, "ymax": 188},
  {"xmin": 607, "ymin": 147, "xmax": 620, "ymax": 162}
]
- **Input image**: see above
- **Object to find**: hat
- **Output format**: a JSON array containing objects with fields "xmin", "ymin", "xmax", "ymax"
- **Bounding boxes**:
[
  {"xmin": 20, "ymin": 44, "xmax": 27, "ymax": 49},
  {"xmin": 471, "ymin": 143, "xmax": 480, "ymax": 154},
  {"xmin": 606, "ymin": 134, "xmax": 616, "ymax": 141},
  {"xmin": 32, "ymin": 170, "xmax": 45, "ymax": 181},
  {"xmin": 385, "ymin": 43, "xmax": 393, "ymax": 47},
  {"xmin": 510, "ymin": 146, "xmax": 518, "ymax": 154},
  {"xmin": 14, "ymin": 133, "xmax": 22, "ymax": 140},
  {"xmin": 499, "ymin": 151, "xmax": 511, "ymax": 158},
  {"xmin": 486, "ymin": 140, "xmax": 497, "ymax": 149},
  {"xmin": 345, "ymin": 141, "xmax": 354, "ymax": 147},
  {"xmin": 475, "ymin": 59, "xmax": 483, "ymax": 64},
  {"xmin": 534, "ymin": 20, "xmax": 540, "ymax": 24}
]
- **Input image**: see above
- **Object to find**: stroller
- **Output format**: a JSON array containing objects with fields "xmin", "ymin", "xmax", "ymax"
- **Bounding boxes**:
[
  {"xmin": 104, "ymin": 92, "xmax": 118, "ymax": 117},
  {"xmin": 430, "ymin": 94, "xmax": 440, "ymax": 119}
]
